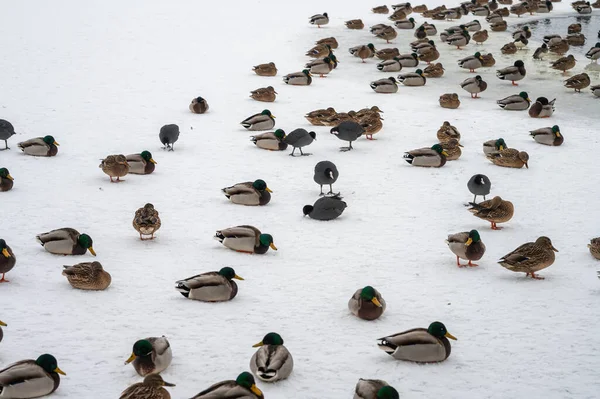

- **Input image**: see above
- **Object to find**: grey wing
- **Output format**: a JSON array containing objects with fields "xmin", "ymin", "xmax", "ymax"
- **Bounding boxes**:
[
  {"xmin": 221, "ymin": 225, "xmax": 261, "ymax": 247},
  {"xmin": 37, "ymin": 228, "xmax": 78, "ymax": 244},
  {"xmin": 241, "ymin": 113, "xmax": 262, "ymax": 124},
  {"xmin": 408, "ymin": 147, "xmax": 436, "ymax": 157},
  {"xmin": 0, "ymin": 360, "xmax": 48, "ymax": 385},
  {"xmin": 447, "ymin": 232, "xmax": 469, "ymax": 244},
  {"xmin": 222, "ymin": 182, "xmax": 255, "ymax": 196},
  {"xmin": 176, "ymin": 272, "xmax": 222, "ymax": 289},
  {"xmin": 355, "ymin": 379, "xmax": 388, "ymax": 398},
  {"xmin": 500, "ymin": 242, "xmax": 534, "ymax": 261},
  {"xmin": 17, "ymin": 137, "xmax": 46, "ymax": 149},
  {"xmin": 148, "ymin": 336, "xmax": 170, "ymax": 356}
]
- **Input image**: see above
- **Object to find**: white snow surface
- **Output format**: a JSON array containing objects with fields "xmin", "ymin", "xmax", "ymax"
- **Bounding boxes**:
[{"xmin": 1, "ymin": 0, "xmax": 599, "ymax": 398}]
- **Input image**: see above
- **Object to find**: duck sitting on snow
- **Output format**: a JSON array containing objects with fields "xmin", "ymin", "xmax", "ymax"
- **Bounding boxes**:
[
  {"xmin": 126, "ymin": 151, "xmax": 157, "ymax": 175},
  {"xmin": 528, "ymin": 97, "xmax": 555, "ymax": 118},
  {"xmin": 397, "ymin": 69, "xmax": 426, "ymax": 86},
  {"xmin": 487, "ymin": 148, "xmax": 529, "ymax": 169},
  {"xmin": 370, "ymin": 77, "xmax": 399, "ymax": 93},
  {"xmin": 17, "ymin": 135, "xmax": 59, "ymax": 157},
  {"xmin": 251, "ymin": 129, "xmax": 288, "ymax": 151},
  {"xmin": 283, "ymin": 69, "xmax": 312, "ymax": 85},
  {"xmin": 124, "ymin": 337, "xmax": 172, "ymax": 377},
  {"xmin": 497, "ymin": 91, "xmax": 530, "ymax": 110},
  {"xmin": 354, "ymin": 379, "xmax": 400, "ymax": 399},
  {"xmin": 215, "ymin": 225, "xmax": 277, "ymax": 254},
  {"xmin": 0, "ymin": 354, "xmax": 66, "ymax": 398},
  {"xmin": 404, "ymin": 144, "xmax": 448, "ymax": 167},
  {"xmin": 240, "ymin": 110, "xmax": 276, "ymax": 131},
  {"xmin": 530, "ymin": 125, "xmax": 563, "ymax": 146},
  {"xmin": 190, "ymin": 372, "xmax": 263, "ymax": 399},
  {"xmin": 250, "ymin": 332, "xmax": 294, "ymax": 383},
  {"xmin": 176, "ymin": 267, "xmax": 244, "ymax": 302},
  {"xmin": 222, "ymin": 179, "xmax": 272, "ymax": 206}
]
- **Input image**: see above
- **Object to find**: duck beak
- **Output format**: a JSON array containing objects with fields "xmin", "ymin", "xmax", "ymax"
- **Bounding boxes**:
[
  {"xmin": 233, "ymin": 274, "xmax": 245, "ymax": 280},
  {"xmin": 588, "ymin": 244, "xmax": 592, "ymax": 249},
  {"xmin": 465, "ymin": 237, "xmax": 473, "ymax": 246},
  {"xmin": 274, "ymin": 91, "xmax": 278, "ymax": 94},
  {"xmin": 0, "ymin": 320, "xmax": 6, "ymax": 326},
  {"xmin": 54, "ymin": 367, "xmax": 67, "ymax": 376},
  {"xmin": 6, "ymin": 174, "xmax": 13, "ymax": 181},
  {"xmin": 150, "ymin": 158, "xmax": 157, "ymax": 164},
  {"xmin": 265, "ymin": 187, "xmax": 273, "ymax": 193},
  {"xmin": 54, "ymin": 141, "xmax": 60, "ymax": 146},
  {"xmin": 124, "ymin": 353, "xmax": 136, "ymax": 364},
  {"xmin": 2, "ymin": 248, "xmax": 10, "ymax": 258},
  {"xmin": 551, "ymin": 246, "xmax": 559, "ymax": 252},
  {"xmin": 272, "ymin": 115, "xmax": 276, "ymax": 119},
  {"xmin": 371, "ymin": 297, "xmax": 383, "ymax": 307},
  {"xmin": 250, "ymin": 385, "xmax": 263, "ymax": 397},
  {"xmin": 445, "ymin": 332, "xmax": 458, "ymax": 340},
  {"xmin": 556, "ymin": 132, "xmax": 561, "ymax": 137},
  {"xmin": 163, "ymin": 381, "xmax": 176, "ymax": 387},
  {"xmin": 252, "ymin": 341, "xmax": 264, "ymax": 348},
  {"xmin": 525, "ymin": 162, "xmax": 529, "ymax": 169},
  {"xmin": 442, "ymin": 150, "xmax": 449, "ymax": 156},
  {"xmin": 499, "ymin": 145, "xmax": 504, "ymax": 151},
  {"xmin": 88, "ymin": 247, "xmax": 97, "ymax": 256},
  {"xmin": 458, "ymin": 143, "xmax": 464, "ymax": 147},
  {"xmin": 270, "ymin": 243, "xmax": 278, "ymax": 251}
]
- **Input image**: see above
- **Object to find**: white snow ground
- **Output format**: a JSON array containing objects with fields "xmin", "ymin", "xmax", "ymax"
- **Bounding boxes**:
[{"xmin": 1, "ymin": 1, "xmax": 599, "ymax": 398}]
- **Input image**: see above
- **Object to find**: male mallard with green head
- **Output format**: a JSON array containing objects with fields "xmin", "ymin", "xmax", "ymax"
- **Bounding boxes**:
[
  {"xmin": 126, "ymin": 151, "xmax": 157, "ymax": 175},
  {"xmin": 0, "ymin": 168, "xmax": 13, "ymax": 192},
  {"xmin": 17, "ymin": 135, "xmax": 59, "ymax": 157},
  {"xmin": 240, "ymin": 110, "xmax": 276, "ymax": 131},
  {"xmin": 354, "ymin": 379, "xmax": 400, "ymax": 399},
  {"xmin": 190, "ymin": 372, "xmax": 264, "ymax": 398},
  {"xmin": 176, "ymin": 267, "xmax": 244, "ymax": 302},
  {"xmin": 222, "ymin": 179, "xmax": 272, "ymax": 206},
  {"xmin": 251, "ymin": 130, "xmax": 288, "ymax": 151},
  {"xmin": 124, "ymin": 337, "xmax": 172, "ymax": 377},
  {"xmin": 404, "ymin": 144, "xmax": 448, "ymax": 167},
  {"xmin": 36, "ymin": 228, "xmax": 96, "ymax": 256},
  {"xmin": 0, "ymin": 354, "xmax": 66, "ymax": 398},
  {"xmin": 214, "ymin": 225, "xmax": 277, "ymax": 254},
  {"xmin": 447, "ymin": 230, "xmax": 486, "ymax": 267},
  {"xmin": 0, "ymin": 239, "xmax": 15, "ymax": 282},
  {"xmin": 250, "ymin": 332, "xmax": 294, "ymax": 382},
  {"xmin": 348, "ymin": 286, "xmax": 386, "ymax": 320},
  {"xmin": 378, "ymin": 321, "xmax": 457, "ymax": 362}
]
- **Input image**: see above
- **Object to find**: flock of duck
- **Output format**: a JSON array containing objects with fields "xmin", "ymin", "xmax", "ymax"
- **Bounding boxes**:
[{"xmin": 0, "ymin": 1, "xmax": 599, "ymax": 398}]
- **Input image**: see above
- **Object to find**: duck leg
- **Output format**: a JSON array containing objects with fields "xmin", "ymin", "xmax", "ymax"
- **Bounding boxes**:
[
  {"xmin": 491, "ymin": 222, "xmax": 503, "ymax": 230},
  {"xmin": 456, "ymin": 255, "xmax": 464, "ymax": 267},
  {"xmin": 467, "ymin": 260, "xmax": 479, "ymax": 267},
  {"xmin": 527, "ymin": 272, "xmax": 545, "ymax": 280},
  {"xmin": 0, "ymin": 273, "xmax": 9, "ymax": 283},
  {"xmin": 511, "ymin": 81, "xmax": 518, "ymax": 86}
]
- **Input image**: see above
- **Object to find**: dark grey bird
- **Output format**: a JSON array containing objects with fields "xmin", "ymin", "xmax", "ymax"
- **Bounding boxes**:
[
  {"xmin": 467, "ymin": 174, "xmax": 491, "ymax": 203},
  {"xmin": 283, "ymin": 129, "xmax": 316, "ymax": 156},
  {"xmin": 159, "ymin": 124, "xmax": 180, "ymax": 151},
  {"xmin": 314, "ymin": 161, "xmax": 339, "ymax": 196},
  {"xmin": 330, "ymin": 121, "xmax": 365, "ymax": 152},
  {"xmin": 303, "ymin": 194, "xmax": 347, "ymax": 220},
  {"xmin": 533, "ymin": 43, "xmax": 548, "ymax": 60},
  {"xmin": 0, "ymin": 120, "xmax": 16, "ymax": 150}
]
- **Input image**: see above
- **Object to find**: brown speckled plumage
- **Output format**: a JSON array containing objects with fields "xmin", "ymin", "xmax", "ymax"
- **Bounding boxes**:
[
  {"xmin": 499, "ymin": 236, "xmax": 558, "ymax": 279},
  {"xmin": 468, "ymin": 196, "xmax": 514, "ymax": 229},
  {"xmin": 62, "ymin": 261, "xmax": 111, "ymax": 290},
  {"xmin": 133, "ymin": 203, "xmax": 161, "ymax": 240}
]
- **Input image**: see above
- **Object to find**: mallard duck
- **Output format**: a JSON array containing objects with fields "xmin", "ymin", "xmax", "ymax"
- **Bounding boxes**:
[
  {"xmin": 315, "ymin": 37, "xmax": 338, "ymax": 49},
  {"xmin": 0, "ymin": 167, "xmax": 13, "ymax": 192},
  {"xmin": 437, "ymin": 121, "xmax": 461, "ymax": 143},
  {"xmin": 510, "ymin": 2, "xmax": 528, "ymax": 15},
  {"xmin": 348, "ymin": 286, "xmax": 386, "ymax": 320},
  {"xmin": 538, "ymin": 1, "xmax": 554, "ymax": 12},
  {"xmin": 439, "ymin": 93, "xmax": 460, "ymax": 108},
  {"xmin": 566, "ymin": 33, "xmax": 586, "ymax": 46},
  {"xmin": 100, "ymin": 154, "xmax": 129, "ymax": 182},
  {"xmin": 240, "ymin": 110, "xmax": 276, "ymax": 131},
  {"xmin": 133, "ymin": 203, "xmax": 162, "ymax": 239},
  {"xmin": 176, "ymin": 267, "xmax": 244, "ymax": 302},
  {"xmin": 472, "ymin": 4, "xmax": 491, "ymax": 15},
  {"xmin": 424, "ymin": 62, "xmax": 445, "ymax": 77},
  {"xmin": 586, "ymin": 42, "xmax": 600, "ymax": 62},
  {"xmin": 486, "ymin": 12, "xmax": 503, "ymax": 23},
  {"xmin": 350, "ymin": 44, "xmax": 376, "ymax": 62},
  {"xmin": 323, "ymin": 112, "xmax": 358, "ymax": 126},
  {"xmin": 283, "ymin": 69, "xmax": 312, "ymax": 85},
  {"xmin": 370, "ymin": 77, "xmax": 399, "ymax": 93},
  {"xmin": 571, "ymin": 0, "xmax": 589, "ymax": 8},
  {"xmin": 544, "ymin": 34, "xmax": 563, "ymax": 45},
  {"xmin": 120, "ymin": 374, "xmax": 175, "ymax": 399},
  {"xmin": 512, "ymin": 26, "xmax": 531, "ymax": 40},
  {"xmin": 528, "ymin": 97, "xmax": 555, "ymax": 118},
  {"xmin": 398, "ymin": 69, "xmax": 426, "ymax": 86},
  {"xmin": 354, "ymin": 379, "xmax": 400, "ymax": 399},
  {"xmin": 250, "ymin": 332, "xmax": 294, "ymax": 382},
  {"xmin": 36, "ymin": 228, "xmax": 96, "ymax": 256},
  {"xmin": 310, "ymin": 12, "xmax": 329, "ymax": 27},
  {"xmin": 498, "ymin": 0, "xmax": 513, "ymax": 4},
  {"xmin": 501, "ymin": 42, "xmax": 518, "ymax": 54},
  {"xmin": 419, "ymin": 47, "xmax": 440, "ymax": 63},
  {"xmin": 396, "ymin": 17, "xmax": 416, "ymax": 29},
  {"xmin": 592, "ymin": 85, "xmax": 600, "ymax": 97},
  {"xmin": 215, "ymin": 225, "xmax": 277, "ymax": 254},
  {"xmin": 378, "ymin": 321, "xmax": 457, "ymax": 363},
  {"xmin": 487, "ymin": 148, "xmax": 529, "ymax": 168},
  {"xmin": 0, "ymin": 354, "xmax": 66, "ymax": 398},
  {"xmin": 468, "ymin": 195, "xmax": 514, "ymax": 229},
  {"xmin": 124, "ymin": 337, "xmax": 172, "ymax": 377},
  {"xmin": 460, "ymin": 75, "xmax": 487, "ymax": 98},
  {"xmin": 423, "ymin": 22, "xmax": 437, "ymax": 35},
  {"xmin": 360, "ymin": 115, "xmax": 383, "ymax": 140},
  {"xmin": 483, "ymin": 138, "xmax": 508, "ymax": 155},
  {"xmin": 306, "ymin": 57, "xmax": 334, "ymax": 77},
  {"xmin": 576, "ymin": 2, "xmax": 592, "ymax": 13},
  {"xmin": 357, "ymin": 105, "xmax": 384, "ymax": 118},
  {"xmin": 190, "ymin": 372, "xmax": 263, "ymax": 399},
  {"xmin": 377, "ymin": 57, "xmax": 403, "ymax": 72},
  {"xmin": 588, "ymin": 238, "xmax": 600, "ymax": 260},
  {"xmin": 0, "ymin": 239, "xmax": 15, "ymax": 283},
  {"xmin": 346, "ymin": 19, "xmax": 365, "ymax": 29},
  {"xmin": 458, "ymin": 52, "xmax": 483, "ymax": 72},
  {"xmin": 551, "ymin": 54, "xmax": 576, "ymax": 73},
  {"xmin": 396, "ymin": 52, "xmax": 419, "ymax": 67},
  {"xmin": 392, "ymin": 2, "xmax": 413, "ymax": 13},
  {"xmin": 222, "ymin": 180, "xmax": 272, "ymax": 206},
  {"xmin": 533, "ymin": 44, "xmax": 549, "ymax": 59},
  {"xmin": 373, "ymin": 5, "xmax": 390, "ymax": 14},
  {"xmin": 404, "ymin": 144, "xmax": 448, "ymax": 167},
  {"xmin": 62, "ymin": 261, "xmax": 111, "ymax": 290},
  {"xmin": 126, "ymin": 151, "xmax": 157, "ymax": 175},
  {"xmin": 490, "ymin": 20, "xmax": 507, "ymax": 31},
  {"xmin": 305, "ymin": 108, "xmax": 336, "ymax": 125},
  {"xmin": 497, "ymin": 91, "xmax": 531, "ymax": 110},
  {"xmin": 446, "ymin": 230, "xmax": 486, "ymax": 267},
  {"xmin": 189, "ymin": 96, "xmax": 209, "ymax": 114},
  {"xmin": 414, "ymin": 4, "xmax": 429, "ymax": 12},
  {"xmin": 412, "ymin": 39, "xmax": 435, "ymax": 53},
  {"xmin": 17, "ymin": 136, "xmax": 59, "ymax": 157},
  {"xmin": 549, "ymin": 39, "xmax": 570, "ymax": 55},
  {"xmin": 530, "ymin": 125, "xmax": 563, "ymax": 146},
  {"xmin": 440, "ymin": 138, "xmax": 463, "ymax": 160},
  {"xmin": 389, "ymin": 8, "xmax": 408, "ymax": 20},
  {"xmin": 305, "ymin": 43, "xmax": 331, "ymax": 58},
  {"xmin": 481, "ymin": 53, "xmax": 495, "ymax": 68},
  {"xmin": 464, "ymin": 20, "xmax": 482, "ymax": 31},
  {"xmin": 565, "ymin": 73, "xmax": 590, "ymax": 92},
  {"xmin": 250, "ymin": 86, "xmax": 277, "ymax": 102},
  {"xmin": 371, "ymin": 24, "xmax": 390, "ymax": 35},
  {"xmin": 499, "ymin": 237, "xmax": 558, "ymax": 279},
  {"xmin": 472, "ymin": 29, "xmax": 488, "ymax": 44},
  {"xmin": 443, "ymin": 8, "xmax": 463, "ymax": 20},
  {"xmin": 375, "ymin": 48, "xmax": 400, "ymax": 60},
  {"xmin": 467, "ymin": 174, "xmax": 491, "ymax": 202},
  {"xmin": 376, "ymin": 26, "xmax": 398, "ymax": 43},
  {"xmin": 446, "ymin": 30, "xmax": 471, "ymax": 49},
  {"xmin": 496, "ymin": 60, "xmax": 526, "ymax": 85},
  {"xmin": 252, "ymin": 62, "xmax": 277, "ymax": 76},
  {"xmin": 251, "ymin": 130, "xmax": 288, "ymax": 151}
]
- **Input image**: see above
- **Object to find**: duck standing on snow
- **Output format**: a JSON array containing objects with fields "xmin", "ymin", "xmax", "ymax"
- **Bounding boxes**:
[
  {"xmin": 458, "ymin": 52, "xmax": 484, "ymax": 72},
  {"xmin": 283, "ymin": 69, "xmax": 312, "ymax": 85},
  {"xmin": 439, "ymin": 93, "xmax": 460, "ymax": 108},
  {"xmin": 190, "ymin": 372, "xmax": 263, "ymax": 399},
  {"xmin": 119, "ymin": 374, "xmax": 175, "ymax": 399},
  {"xmin": 126, "ymin": 151, "xmax": 157, "ymax": 175},
  {"xmin": 240, "ymin": 110, "xmax": 276, "ymax": 131},
  {"xmin": 473, "ymin": 29, "xmax": 488, "ymax": 44},
  {"xmin": 0, "ymin": 168, "xmax": 13, "ymax": 192},
  {"xmin": 468, "ymin": 196, "xmax": 514, "ymax": 230},
  {"xmin": 310, "ymin": 12, "xmax": 329, "ymax": 28},
  {"xmin": 189, "ymin": 96, "xmax": 209, "ymax": 114},
  {"xmin": 350, "ymin": 44, "xmax": 376, "ymax": 62},
  {"xmin": 314, "ymin": 160, "xmax": 339, "ymax": 195},
  {"xmin": 100, "ymin": 154, "xmax": 129, "ymax": 182},
  {"xmin": 461, "ymin": 75, "xmax": 487, "ymax": 98},
  {"xmin": 354, "ymin": 379, "xmax": 400, "ymax": 399},
  {"xmin": 36, "ymin": 228, "xmax": 96, "ymax": 256},
  {"xmin": 17, "ymin": 135, "xmax": 59, "ymax": 157},
  {"xmin": 586, "ymin": 43, "xmax": 600, "ymax": 63},
  {"xmin": 348, "ymin": 286, "xmax": 386, "ymax": 320},
  {"xmin": 283, "ymin": 128, "xmax": 316, "ymax": 156},
  {"xmin": 250, "ymin": 86, "xmax": 277, "ymax": 102},
  {"xmin": 397, "ymin": 69, "xmax": 426, "ymax": 86},
  {"xmin": 528, "ymin": 97, "xmax": 555, "ymax": 118},
  {"xmin": 0, "ymin": 354, "xmax": 66, "ymax": 398},
  {"xmin": 497, "ymin": 91, "xmax": 531, "ymax": 110},
  {"xmin": 0, "ymin": 239, "xmax": 15, "ymax": 282},
  {"xmin": 133, "ymin": 203, "xmax": 162, "ymax": 240},
  {"xmin": 250, "ymin": 332, "xmax": 294, "ymax": 383},
  {"xmin": 499, "ymin": 236, "xmax": 558, "ymax": 279},
  {"xmin": 159, "ymin": 124, "xmax": 180, "ymax": 151},
  {"xmin": 404, "ymin": 144, "xmax": 448, "ymax": 167},
  {"xmin": 124, "ymin": 337, "xmax": 172, "ymax": 377},
  {"xmin": 252, "ymin": 62, "xmax": 277, "ymax": 76},
  {"xmin": 175, "ymin": 267, "xmax": 244, "ymax": 302},
  {"xmin": 215, "ymin": 225, "xmax": 277, "ymax": 254},
  {"xmin": 496, "ymin": 60, "xmax": 526, "ymax": 85},
  {"xmin": 551, "ymin": 54, "xmax": 576, "ymax": 73},
  {"xmin": 530, "ymin": 125, "xmax": 563, "ymax": 146},
  {"xmin": 62, "ymin": 261, "xmax": 111, "ymax": 290},
  {"xmin": 370, "ymin": 77, "xmax": 399, "ymax": 93},
  {"xmin": 222, "ymin": 179, "xmax": 272, "ymax": 206},
  {"xmin": 446, "ymin": 230, "xmax": 486, "ymax": 267},
  {"xmin": 378, "ymin": 322, "xmax": 457, "ymax": 363},
  {"xmin": 487, "ymin": 148, "xmax": 529, "ymax": 169},
  {"xmin": 588, "ymin": 238, "xmax": 600, "ymax": 260},
  {"xmin": 330, "ymin": 121, "xmax": 364, "ymax": 151},
  {"xmin": 564, "ymin": 73, "xmax": 590, "ymax": 92},
  {"xmin": 467, "ymin": 174, "xmax": 491, "ymax": 202},
  {"xmin": 303, "ymin": 194, "xmax": 347, "ymax": 220}
]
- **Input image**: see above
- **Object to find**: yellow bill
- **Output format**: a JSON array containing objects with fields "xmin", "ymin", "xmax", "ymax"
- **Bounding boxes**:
[
  {"xmin": 124, "ymin": 353, "xmax": 136, "ymax": 364},
  {"xmin": 1, "ymin": 248, "xmax": 10, "ymax": 257},
  {"xmin": 0, "ymin": 320, "xmax": 6, "ymax": 326},
  {"xmin": 442, "ymin": 150, "xmax": 449, "ymax": 157},
  {"xmin": 234, "ymin": 274, "xmax": 245, "ymax": 281},
  {"xmin": 54, "ymin": 367, "xmax": 66, "ymax": 375},
  {"xmin": 88, "ymin": 247, "xmax": 97, "ymax": 256},
  {"xmin": 6, "ymin": 174, "xmax": 13, "ymax": 181},
  {"xmin": 465, "ymin": 237, "xmax": 473, "ymax": 246},
  {"xmin": 445, "ymin": 332, "xmax": 457, "ymax": 340},
  {"xmin": 252, "ymin": 341, "xmax": 264, "ymax": 348},
  {"xmin": 265, "ymin": 187, "xmax": 273, "ymax": 193},
  {"xmin": 251, "ymin": 385, "xmax": 263, "ymax": 397},
  {"xmin": 371, "ymin": 297, "xmax": 383, "ymax": 307},
  {"xmin": 150, "ymin": 158, "xmax": 157, "ymax": 164},
  {"xmin": 54, "ymin": 141, "xmax": 60, "ymax": 146},
  {"xmin": 270, "ymin": 243, "xmax": 278, "ymax": 251}
]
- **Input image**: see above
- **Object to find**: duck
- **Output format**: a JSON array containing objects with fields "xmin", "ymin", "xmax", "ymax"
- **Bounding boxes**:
[
  {"xmin": 252, "ymin": 62, "xmax": 277, "ymax": 76},
  {"xmin": 458, "ymin": 52, "xmax": 484, "ymax": 72},
  {"xmin": 354, "ymin": 379, "xmax": 400, "ymax": 399},
  {"xmin": 525, "ymin": 1, "xmax": 539, "ymax": 14},
  {"xmin": 568, "ymin": 23, "xmax": 582, "ymax": 34},
  {"xmin": 370, "ymin": 77, "xmax": 399, "ymax": 93},
  {"xmin": 251, "ymin": 130, "xmax": 288, "ymax": 151},
  {"xmin": 126, "ymin": 151, "xmax": 157, "ymax": 175},
  {"xmin": 437, "ymin": 121, "xmax": 461, "ymax": 143},
  {"xmin": 240, "ymin": 110, "xmax": 276, "ymax": 131},
  {"xmin": 322, "ymin": 112, "xmax": 358, "ymax": 126},
  {"xmin": 576, "ymin": 2, "xmax": 592, "ymax": 13},
  {"xmin": 305, "ymin": 108, "xmax": 336, "ymax": 125},
  {"xmin": 250, "ymin": 86, "xmax": 277, "ymax": 102},
  {"xmin": 530, "ymin": 125, "xmax": 563, "ymax": 146},
  {"xmin": 360, "ymin": 115, "xmax": 383, "ymax": 140},
  {"xmin": 396, "ymin": 17, "xmax": 416, "ymax": 29},
  {"xmin": 17, "ymin": 135, "xmax": 59, "ymax": 157},
  {"xmin": 588, "ymin": 238, "xmax": 600, "ymax": 260},
  {"xmin": 446, "ymin": 29, "xmax": 471, "ymax": 49},
  {"xmin": 498, "ymin": 237, "xmax": 558, "ymax": 279},
  {"xmin": 496, "ymin": 60, "xmax": 526, "ymax": 85},
  {"xmin": 501, "ymin": 42, "xmax": 518, "ymax": 54},
  {"xmin": 283, "ymin": 69, "xmax": 312, "ymax": 85},
  {"xmin": 419, "ymin": 47, "xmax": 440, "ymax": 64},
  {"xmin": 586, "ymin": 42, "xmax": 600, "ymax": 62},
  {"xmin": 176, "ymin": 267, "xmax": 244, "ymax": 302},
  {"xmin": 460, "ymin": 75, "xmax": 487, "ymax": 98},
  {"xmin": 215, "ymin": 225, "xmax": 276, "ymax": 254},
  {"xmin": 306, "ymin": 57, "xmax": 334, "ymax": 77},
  {"xmin": 373, "ymin": 5, "xmax": 390, "ymax": 13},
  {"xmin": 549, "ymin": 39, "xmax": 570, "ymax": 55},
  {"xmin": 480, "ymin": 53, "xmax": 495, "ymax": 67},
  {"xmin": 377, "ymin": 57, "xmax": 403, "ymax": 72},
  {"xmin": 99, "ymin": 154, "xmax": 129, "ymax": 182},
  {"xmin": 485, "ymin": 12, "xmax": 503, "ymax": 23},
  {"xmin": 350, "ymin": 44, "xmax": 376, "ymax": 62},
  {"xmin": 487, "ymin": 148, "xmax": 529, "ymax": 168},
  {"xmin": 0, "ymin": 239, "xmax": 15, "ymax": 282},
  {"xmin": 0, "ymin": 167, "xmax": 13, "ymax": 192},
  {"xmin": 189, "ymin": 96, "xmax": 209, "ymax": 114},
  {"xmin": 564, "ymin": 73, "xmax": 590, "ymax": 92},
  {"xmin": 315, "ymin": 37, "xmax": 338, "ymax": 49},
  {"xmin": 446, "ymin": 230, "xmax": 486, "ymax": 267},
  {"xmin": 371, "ymin": 24, "xmax": 391, "ymax": 35},
  {"xmin": 303, "ymin": 194, "xmax": 347, "ymax": 220},
  {"xmin": 472, "ymin": 29, "xmax": 488, "ymax": 44},
  {"xmin": 566, "ymin": 33, "xmax": 586, "ymax": 46},
  {"xmin": 440, "ymin": 139, "xmax": 463, "ymax": 160},
  {"xmin": 389, "ymin": 8, "xmax": 409, "ymax": 20},
  {"xmin": 348, "ymin": 286, "xmax": 386, "ymax": 320},
  {"xmin": 413, "ymin": 25, "xmax": 427, "ymax": 40},
  {"xmin": 497, "ymin": 91, "xmax": 531, "ymax": 110},
  {"xmin": 404, "ymin": 144, "xmax": 448, "ymax": 167},
  {"xmin": 483, "ymin": 138, "xmax": 508, "ymax": 155},
  {"xmin": 250, "ymin": 332, "xmax": 294, "ymax": 382},
  {"xmin": 0, "ymin": 354, "xmax": 66, "ymax": 398},
  {"xmin": 378, "ymin": 321, "xmax": 457, "ymax": 363},
  {"xmin": 356, "ymin": 106, "xmax": 384, "ymax": 119},
  {"xmin": 528, "ymin": 97, "xmax": 556, "ymax": 118},
  {"xmin": 120, "ymin": 374, "xmax": 175, "ymax": 399},
  {"xmin": 472, "ymin": 4, "xmax": 491, "ymax": 15},
  {"xmin": 397, "ymin": 52, "xmax": 419, "ymax": 67},
  {"xmin": 36, "ymin": 228, "xmax": 96, "ymax": 256},
  {"xmin": 398, "ymin": 69, "xmax": 426, "ymax": 86},
  {"xmin": 190, "ymin": 372, "xmax": 263, "ymax": 399},
  {"xmin": 124, "ymin": 337, "xmax": 172, "ymax": 377},
  {"xmin": 133, "ymin": 203, "xmax": 162, "ymax": 240},
  {"xmin": 314, "ymin": 160, "xmax": 339, "ymax": 195},
  {"xmin": 62, "ymin": 261, "xmax": 111, "ymax": 290},
  {"xmin": 376, "ymin": 26, "xmax": 398, "ymax": 43},
  {"xmin": 375, "ymin": 48, "xmax": 400, "ymax": 61},
  {"xmin": 490, "ymin": 20, "xmax": 507, "ymax": 31},
  {"xmin": 510, "ymin": 2, "xmax": 528, "ymax": 16},
  {"xmin": 222, "ymin": 179, "xmax": 272, "ymax": 206},
  {"xmin": 551, "ymin": 54, "xmax": 576, "ymax": 73},
  {"xmin": 592, "ymin": 85, "xmax": 600, "ymax": 97},
  {"xmin": 512, "ymin": 26, "xmax": 531, "ymax": 40},
  {"xmin": 464, "ymin": 20, "xmax": 482, "ymax": 31},
  {"xmin": 424, "ymin": 62, "xmax": 445, "ymax": 77},
  {"xmin": 414, "ymin": 4, "xmax": 429, "ymax": 13},
  {"xmin": 533, "ymin": 44, "xmax": 549, "ymax": 59},
  {"xmin": 346, "ymin": 19, "xmax": 365, "ymax": 29},
  {"xmin": 467, "ymin": 195, "xmax": 515, "ymax": 230},
  {"xmin": 467, "ymin": 174, "xmax": 491, "ymax": 202},
  {"xmin": 439, "ymin": 93, "xmax": 460, "ymax": 108},
  {"xmin": 423, "ymin": 22, "xmax": 438, "ymax": 35},
  {"xmin": 309, "ymin": 12, "xmax": 329, "ymax": 27},
  {"xmin": 305, "ymin": 44, "xmax": 331, "ymax": 58}
]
